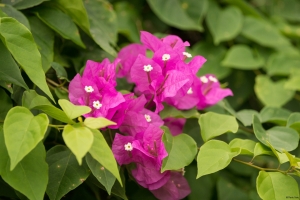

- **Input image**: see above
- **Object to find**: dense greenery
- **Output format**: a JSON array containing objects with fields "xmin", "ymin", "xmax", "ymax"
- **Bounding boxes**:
[{"xmin": 1, "ymin": 0, "xmax": 300, "ymax": 199}]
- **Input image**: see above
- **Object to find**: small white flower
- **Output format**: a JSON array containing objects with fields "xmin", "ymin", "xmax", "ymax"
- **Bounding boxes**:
[
  {"xmin": 85, "ymin": 86, "xmax": 94, "ymax": 93},
  {"xmin": 187, "ymin": 87, "xmax": 193, "ymax": 94},
  {"xmin": 208, "ymin": 76, "xmax": 218, "ymax": 83},
  {"xmin": 144, "ymin": 114, "xmax": 151, "ymax": 122},
  {"xmin": 200, "ymin": 76, "xmax": 209, "ymax": 83},
  {"xmin": 162, "ymin": 54, "xmax": 170, "ymax": 61},
  {"xmin": 144, "ymin": 64, "xmax": 153, "ymax": 72},
  {"xmin": 93, "ymin": 101, "xmax": 102, "ymax": 109},
  {"xmin": 124, "ymin": 142, "xmax": 133, "ymax": 151},
  {"xmin": 183, "ymin": 52, "xmax": 192, "ymax": 58}
]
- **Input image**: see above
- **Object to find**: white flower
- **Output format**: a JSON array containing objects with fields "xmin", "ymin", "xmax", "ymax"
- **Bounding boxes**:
[
  {"xmin": 144, "ymin": 114, "xmax": 151, "ymax": 122},
  {"xmin": 200, "ymin": 76, "xmax": 208, "ymax": 83},
  {"xmin": 183, "ymin": 52, "xmax": 192, "ymax": 58},
  {"xmin": 93, "ymin": 101, "xmax": 102, "ymax": 109},
  {"xmin": 187, "ymin": 87, "xmax": 193, "ymax": 94},
  {"xmin": 85, "ymin": 86, "xmax": 94, "ymax": 93},
  {"xmin": 208, "ymin": 76, "xmax": 218, "ymax": 82},
  {"xmin": 162, "ymin": 54, "xmax": 170, "ymax": 61},
  {"xmin": 144, "ymin": 64, "xmax": 153, "ymax": 72},
  {"xmin": 124, "ymin": 142, "xmax": 133, "ymax": 151}
]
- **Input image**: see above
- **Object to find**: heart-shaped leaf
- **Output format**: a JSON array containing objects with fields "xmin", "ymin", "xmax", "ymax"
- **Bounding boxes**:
[
  {"xmin": 254, "ymin": 75, "xmax": 294, "ymax": 107},
  {"xmin": 84, "ymin": 117, "xmax": 116, "ymax": 129},
  {"xmin": 260, "ymin": 106, "xmax": 291, "ymax": 125},
  {"xmin": 253, "ymin": 143, "xmax": 273, "ymax": 158},
  {"xmin": 287, "ymin": 112, "xmax": 300, "ymax": 133},
  {"xmin": 58, "ymin": 99, "xmax": 91, "ymax": 120},
  {"xmin": 236, "ymin": 109, "xmax": 259, "ymax": 126},
  {"xmin": 222, "ymin": 45, "xmax": 264, "ymax": 69},
  {"xmin": 229, "ymin": 138, "xmax": 256, "ymax": 156},
  {"xmin": 3, "ymin": 106, "xmax": 49, "ymax": 170},
  {"xmin": 62, "ymin": 124, "xmax": 94, "ymax": 165}
]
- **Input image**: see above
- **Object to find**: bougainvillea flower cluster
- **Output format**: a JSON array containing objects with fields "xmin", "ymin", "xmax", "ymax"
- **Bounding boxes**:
[{"xmin": 69, "ymin": 31, "xmax": 233, "ymax": 199}]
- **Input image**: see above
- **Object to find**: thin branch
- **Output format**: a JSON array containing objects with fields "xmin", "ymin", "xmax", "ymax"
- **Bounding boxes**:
[{"xmin": 46, "ymin": 78, "xmax": 69, "ymax": 93}]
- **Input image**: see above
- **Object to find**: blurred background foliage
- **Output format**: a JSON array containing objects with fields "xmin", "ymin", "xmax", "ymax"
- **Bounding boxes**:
[{"xmin": 0, "ymin": 0, "xmax": 300, "ymax": 199}]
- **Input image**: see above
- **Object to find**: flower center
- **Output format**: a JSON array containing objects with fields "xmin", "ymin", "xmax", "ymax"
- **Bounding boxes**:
[
  {"xmin": 144, "ymin": 64, "xmax": 153, "ymax": 72},
  {"xmin": 187, "ymin": 87, "xmax": 193, "ymax": 94},
  {"xmin": 93, "ymin": 100, "xmax": 102, "ymax": 109},
  {"xmin": 85, "ymin": 86, "xmax": 94, "ymax": 93},
  {"xmin": 200, "ymin": 76, "xmax": 208, "ymax": 83},
  {"xmin": 144, "ymin": 114, "xmax": 151, "ymax": 122},
  {"xmin": 183, "ymin": 52, "xmax": 192, "ymax": 58},
  {"xmin": 208, "ymin": 75, "xmax": 218, "ymax": 83},
  {"xmin": 162, "ymin": 54, "xmax": 170, "ymax": 61},
  {"xmin": 124, "ymin": 142, "xmax": 133, "ymax": 151}
]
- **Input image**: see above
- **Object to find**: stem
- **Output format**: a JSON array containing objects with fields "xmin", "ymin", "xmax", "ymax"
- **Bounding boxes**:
[
  {"xmin": 48, "ymin": 124, "xmax": 65, "ymax": 128},
  {"xmin": 46, "ymin": 78, "xmax": 69, "ymax": 93},
  {"xmin": 233, "ymin": 158, "xmax": 288, "ymax": 173},
  {"xmin": 145, "ymin": 94, "xmax": 155, "ymax": 109},
  {"xmin": 239, "ymin": 125, "xmax": 254, "ymax": 133}
]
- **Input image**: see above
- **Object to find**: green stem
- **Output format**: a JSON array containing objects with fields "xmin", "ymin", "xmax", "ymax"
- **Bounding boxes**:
[
  {"xmin": 233, "ymin": 158, "xmax": 288, "ymax": 173},
  {"xmin": 46, "ymin": 78, "xmax": 69, "ymax": 93},
  {"xmin": 239, "ymin": 125, "xmax": 254, "ymax": 133}
]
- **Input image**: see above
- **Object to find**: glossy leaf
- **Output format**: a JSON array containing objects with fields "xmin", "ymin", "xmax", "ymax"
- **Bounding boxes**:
[
  {"xmin": 58, "ymin": 99, "xmax": 91, "ymax": 120},
  {"xmin": 222, "ymin": 45, "xmax": 264, "ymax": 69},
  {"xmin": 197, "ymin": 140, "xmax": 239, "ymax": 178},
  {"xmin": 253, "ymin": 115, "xmax": 299, "ymax": 152},
  {"xmin": 88, "ymin": 129, "xmax": 122, "ymax": 185},
  {"xmin": 260, "ymin": 106, "xmax": 291, "ymax": 125},
  {"xmin": 199, "ymin": 112, "xmax": 238, "ymax": 142},
  {"xmin": 35, "ymin": 6, "xmax": 85, "ymax": 48},
  {"xmin": 161, "ymin": 126, "xmax": 197, "ymax": 172},
  {"xmin": 229, "ymin": 138, "xmax": 256, "ymax": 156},
  {"xmin": 206, "ymin": 2, "xmax": 243, "ymax": 45},
  {"xmin": 46, "ymin": 145, "xmax": 90, "ymax": 200},
  {"xmin": 0, "ymin": 17, "xmax": 54, "ymax": 101},
  {"xmin": 254, "ymin": 75, "xmax": 294, "ymax": 107},
  {"xmin": 256, "ymin": 171, "xmax": 299, "ymax": 200},
  {"xmin": 84, "ymin": 117, "xmax": 116, "ymax": 129},
  {"xmin": 160, "ymin": 104, "xmax": 200, "ymax": 119},
  {"xmin": 62, "ymin": 124, "xmax": 94, "ymax": 165},
  {"xmin": 0, "ymin": 4, "xmax": 30, "ymax": 29},
  {"xmin": 0, "ymin": 88, "xmax": 12, "ymax": 121},
  {"xmin": 3, "ymin": 106, "xmax": 49, "ymax": 170},
  {"xmin": 236, "ymin": 109, "xmax": 259, "ymax": 126},
  {"xmin": 22, "ymin": 90, "xmax": 73, "ymax": 124},
  {"xmin": 86, "ymin": 153, "xmax": 116, "ymax": 195}
]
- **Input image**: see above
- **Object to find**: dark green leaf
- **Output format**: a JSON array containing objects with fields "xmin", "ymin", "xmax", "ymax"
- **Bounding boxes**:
[
  {"xmin": 266, "ymin": 53, "xmax": 300, "ymax": 76},
  {"xmin": 217, "ymin": 178, "xmax": 248, "ymax": 200},
  {"xmin": 0, "ymin": 87, "xmax": 12, "ymax": 121},
  {"xmin": 0, "ymin": 4, "xmax": 30, "ymax": 29},
  {"xmin": 2, "ymin": 0, "xmax": 49, "ymax": 10},
  {"xmin": 51, "ymin": 62, "xmax": 68, "ymax": 80}
]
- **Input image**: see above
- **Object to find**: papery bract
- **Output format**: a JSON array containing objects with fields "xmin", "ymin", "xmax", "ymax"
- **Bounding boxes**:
[{"xmin": 163, "ymin": 118, "xmax": 186, "ymax": 136}]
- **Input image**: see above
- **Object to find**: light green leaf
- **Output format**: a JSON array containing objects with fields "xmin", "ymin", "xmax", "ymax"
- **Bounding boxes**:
[
  {"xmin": 283, "ymin": 150, "xmax": 300, "ymax": 169},
  {"xmin": 254, "ymin": 75, "xmax": 294, "ymax": 107},
  {"xmin": 260, "ymin": 106, "xmax": 291, "ymax": 125},
  {"xmin": 266, "ymin": 53, "xmax": 300, "ymax": 76},
  {"xmin": 161, "ymin": 126, "xmax": 197, "ymax": 172},
  {"xmin": 287, "ymin": 112, "xmax": 300, "ymax": 133},
  {"xmin": 223, "ymin": 0, "xmax": 262, "ymax": 18},
  {"xmin": 52, "ymin": 0, "xmax": 90, "ymax": 33},
  {"xmin": 253, "ymin": 142, "xmax": 273, "ymax": 158},
  {"xmin": 192, "ymin": 41, "xmax": 231, "ymax": 79},
  {"xmin": 0, "ymin": 17, "xmax": 54, "ymax": 101},
  {"xmin": 22, "ymin": 90, "xmax": 73, "ymax": 124},
  {"xmin": 28, "ymin": 16, "xmax": 54, "ymax": 72},
  {"xmin": 256, "ymin": 171, "xmax": 299, "ymax": 200},
  {"xmin": 46, "ymin": 145, "xmax": 90, "ymax": 200},
  {"xmin": 222, "ymin": 44, "xmax": 264, "ymax": 69},
  {"xmin": 236, "ymin": 109, "xmax": 259, "ymax": 126},
  {"xmin": 253, "ymin": 115, "xmax": 299, "ymax": 152},
  {"xmin": 160, "ymin": 104, "xmax": 199, "ymax": 119},
  {"xmin": 2, "ymin": 0, "xmax": 48, "ymax": 10},
  {"xmin": 268, "ymin": 142, "xmax": 289, "ymax": 164},
  {"xmin": 84, "ymin": 0, "xmax": 117, "ymax": 56},
  {"xmin": 62, "ymin": 124, "xmax": 94, "ymax": 165},
  {"xmin": 3, "ymin": 106, "xmax": 49, "ymax": 170},
  {"xmin": 88, "ymin": 129, "xmax": 122, "ymax": 185},
  {"xmin": 86, "ymin": 153, "xmax": 116, "ymax": 195},
  {"xmin": 35, "ymin": 6, "xmax": 85, "ymax": 48},
  {"xmin": 0, "ymin": 40, "xmax": 28, "ymax": 89},
  {"xmin": 84, "ymin": 117, "xmax": 116, "ymax": 129},
  {"xmin": 206, "ymin": 2, "xmax": 243, "ymax": 45},
  {"xmin": 58, "ymin": 99, "xmax": 91, "ymax": 120},
  {"xmin": 285, "ymin": 68, "xmax": 300, "ymax": 91},
  {"xmin": 229, "ymin": 138, "xmax": 256, "ymax": 156},
  {"xmin": 0, "ymin": 88, "xmax": 12, "ymax": 121},
  {"xmin": 199, "ymin": 112, "xmax": 238, "ymax": 142},
  {"xmin": 147, "ymin": 0, "xmax": 205, "ymax": 31},
  {"xmin": 197, "ymin": 140, "xmax": 239, "ymax": 178},
  {"xmin": 0, "ymin": 4, "xmax": 30, "ymax": 29}
]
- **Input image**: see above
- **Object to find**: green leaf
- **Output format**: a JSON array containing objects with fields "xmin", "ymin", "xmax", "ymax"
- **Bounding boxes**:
[
  {"xmin": 196, "ymin": 140, "xmax": 239, "ymax": 178},
  {"xmin": 241, "ymin": 16, "xmax": 291, "ymax": 49},
  {"xmin": 161, "ymin": 126, "xmax": 197, "ymax": 172},
  {"xmin": 51, "ymin": 62, "xmax": 68, "ymax": 81},
  {"xmin": 0, "ymin": 125, "xmax": 9, "ymax": 175},
  {"xmin": 192, "ymin": 41, "xmax": 231, "ymax": 79},
  {"xmin": 217, "ymin": 178, "xmax": 248, "ymax": 200},
  {"xmin": 160, "ymin": 104, "xmax": 199, "ymax": 119},
  {"xmin": 223, "ymin": 0, "xmax": 262, "ymax": 18},
  {"xmin": 199, "ymin": 112, "xmax": 238, "ymax": 142},
  {"xmin": 147, "ymin": 0, "xmax": 205, "ymax": 31},
  {"xmin": 58, "ymin": 99, "xmax": 91, "ymax": 120},
  {"xmin": 285, "ymin": 68, "xmax": 300, "ymax": 91},
  {"xmin": 0, "ymin": 87, "xmax": 12, "ymax": 121},
  {"xmin": 253, "ymin": 115, "xmax": 299, "ymax": 152},
  {"xmin": 0, "ymin": 4, "xmax": 30, "ymax": 29},
  {"xmin": 22, "ymin": 90, "xmax": 73, "ymax": 124},
  {"xmin": 86, "ymin": 153, "xmax": 116, "ymax": 195},
  {"xmin": 256, "ymin": 171, "xmax": 299, "ymax": 200},
  {"xmin": 0, "ymin": 17, "xmax": 54, "ymax": 101},
  {"xmin": 266, "ymin": 53, "xmax": 300, "ymax": 76},
  {"xmin": 253, "ymin": 142, "xmax": 273, "ymax": 158},
  {"xmin": 283, "ymin": 150, "xmax": 300, "ymax": 169},
  {"xmin": 206, "ymin": 2, "xmax": 243, "ymax": 45},
  {"xmin": 0, "ymin": 40, "xmax": 28, "ymax": 89},
  {"xmin": 28, "ymin": 16, "xmax": 54, "ymax": 72},
  {"xmin": 2, "ymin": 0, "xmax": 48, "ymax": 10},
  {"xmin": 260, "ymin": 106, "xmax": 291, "ymax": 125},
  {"xmin": 84, "ymin": 0, "xmax": 117, "ymax": 56},
  {"xmin": 254, "ymin": 75, "xmax": 294, "ymax": 107},
  {"xmin": 287, "ymin": 112, "xmax": 300, "ymax": 133},
  {"xmin": 268, "ymin": 142, "xmax": 289, "ymax": 164},
  {"xmin": 46, "ymin": 145, "xmax": 90, "ymax": 200},
  {"xmin": 52, "ymin": 0, "xmax": 90, "ymax": 33},
  {"xmin": 84, "ymin": 117, "xmax": 116, "ymax": 129},
  {"xmin": 222, "ymin": 44, "xmax": 264, "ymax": 69},
  {"xmin": 62, "ymin": 124, "xmax": 94, "ymax": 165},
  {"xmin": 34, "ymin": 6, "xmax": 85, "ymax": 48},
  {"xmin": 236, "ymin": 109, "xmax": 259, "ymax": 126},
  {"xmin": 88, "ymin": 129, "xmax": 122, "ymax": 185},
  {"xmin": 3, "ymin": 106, "xmax": 49, "ymax": 170},
  {"xmin": 229, "ymin": 138, "xmax": 256, "ymax": 156}
]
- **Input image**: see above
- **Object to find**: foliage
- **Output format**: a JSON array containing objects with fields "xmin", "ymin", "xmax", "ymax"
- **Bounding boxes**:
[{"xmin": 0, "ymin": 0, "xmax": 300, "ymax": 199}]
